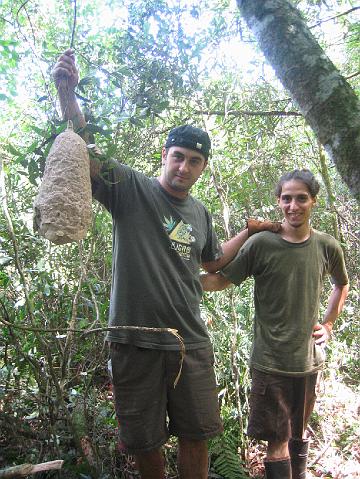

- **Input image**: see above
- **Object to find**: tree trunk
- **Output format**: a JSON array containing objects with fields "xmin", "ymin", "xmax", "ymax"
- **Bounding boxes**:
[{"xmin": 237, "ymin": 0, "xmax": 360, "ymax": 201}]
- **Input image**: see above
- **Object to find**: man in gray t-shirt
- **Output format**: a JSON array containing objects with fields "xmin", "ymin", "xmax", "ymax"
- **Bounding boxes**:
[
  {"xmin": 201, "ymin": 169, "xmax": 349, "ymax": 479},
  {"xmin": 52, "ymin": 49, "xmax": 281, "ymax": 478}
]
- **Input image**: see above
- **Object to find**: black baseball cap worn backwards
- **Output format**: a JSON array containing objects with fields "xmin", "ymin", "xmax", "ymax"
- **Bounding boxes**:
[{"xmin": 165, "ymin": 125, "xmax": 211, "ymax": 160}]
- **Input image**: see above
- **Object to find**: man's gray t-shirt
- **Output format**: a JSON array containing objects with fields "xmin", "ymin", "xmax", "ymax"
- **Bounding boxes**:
[{"xmin": 92, "ymin": 160, "xmax": 223, "ymax": 350}]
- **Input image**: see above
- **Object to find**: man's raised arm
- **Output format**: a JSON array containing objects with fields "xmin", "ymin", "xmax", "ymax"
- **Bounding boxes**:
[
  {"xmin": 202, "ymin": 219, "xmax": 282, "ymax": 273},
  {"xmin": 202, "ymin": 229, "xmax": 249, "ymax": 273},
  {"xmin": 52, "ymin": 49, "xmax": 101, "ymax": 178}
]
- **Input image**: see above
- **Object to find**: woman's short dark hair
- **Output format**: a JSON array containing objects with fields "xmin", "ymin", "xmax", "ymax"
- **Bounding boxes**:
[{"xmin": 275, "ymin": 169, "xmax": 320, "ymax": 198}]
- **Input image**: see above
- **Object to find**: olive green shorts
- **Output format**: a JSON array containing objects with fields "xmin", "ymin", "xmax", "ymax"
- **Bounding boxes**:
[
  {"xmin": 109, "ymin": 342, "xmax": 223, "ymax": 453},
  {"xmin": 247, "ymin": 368, "xmax": 319, "ymax": 442}
]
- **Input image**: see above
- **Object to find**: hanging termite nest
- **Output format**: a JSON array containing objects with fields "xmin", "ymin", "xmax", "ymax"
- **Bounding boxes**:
[{"xmin": 33, "ymin": 122, "xmax": 92, "ymax": 244}]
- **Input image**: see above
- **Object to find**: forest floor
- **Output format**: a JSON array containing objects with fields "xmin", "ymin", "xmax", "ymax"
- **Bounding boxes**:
[
  {"xmin": 247, "ymin": 372, "xmax": 360, "ymax": 479},
  {"xmin": 1, "ymin": 369, "xmax": 358, "ymax": 478}
]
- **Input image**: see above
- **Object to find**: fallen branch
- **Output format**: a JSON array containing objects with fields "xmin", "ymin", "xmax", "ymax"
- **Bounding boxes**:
[{"xmin": 0, "ymin": 460, "xmax": 63, "ymax": 478}]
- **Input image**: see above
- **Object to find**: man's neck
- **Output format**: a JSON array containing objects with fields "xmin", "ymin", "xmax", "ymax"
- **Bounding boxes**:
[
  {"xmin": 280, "ymin": 222, "xmax": 312, "ymax": 243},
  {"xmin": 157, "ymin": 176, "xmax": 189, "ymax": 200}
]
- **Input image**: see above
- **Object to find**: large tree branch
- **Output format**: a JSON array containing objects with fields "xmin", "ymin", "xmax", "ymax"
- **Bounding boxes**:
[{"xmin": 237, "ymin": 0, "xmax": 360, "ymax": 201}]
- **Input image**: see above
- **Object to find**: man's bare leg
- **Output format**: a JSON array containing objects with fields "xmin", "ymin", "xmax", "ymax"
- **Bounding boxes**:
[
  {"xmin": 135, "ymin": 448, "xmax": 165, "ymax": 479},
  {"xmin": 264, "ymin": 440, "xmax": 291, "ymax": 479},
  {"xmin": 177, "ymin": 438, "xmax": 208, "ymax": 479},
  {"xmin": 267, "ymin": 439, "xmax": 289, "ymax": 459}
]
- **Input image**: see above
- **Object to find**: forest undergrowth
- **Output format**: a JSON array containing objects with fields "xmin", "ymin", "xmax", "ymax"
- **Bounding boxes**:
[{"xmin": 1, "ymin": 365, "xmax": 358, "ymax": 479}]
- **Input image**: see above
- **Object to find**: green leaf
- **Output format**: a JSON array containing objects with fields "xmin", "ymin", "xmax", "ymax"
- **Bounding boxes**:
[
  {"xmin": 28, "ymin": 158, "xmax": 40, "ymax": 184},
  {"xmin": 0, "ymin": 271, "xmax": 10, "ymax": 288},
  {"xmin": 29, "ymin": 125, "xmax": 49, "ymax": 138},
  {"xmin": 78, "ymin": 75, "xmax": 96, "ymax": 88},
  {"xmin": 84, "ymin": 124, "xmax": 113, "ymax": 136},
  {"xmin": 5, "ymin": 143, "xmax": 23, "ymax": 157},
  {"xmin": 56, "ymin": 122, "xmax": 68, "ymax": 134},
  {"xmin": 129, "ymin": 117, "xmax": 143, "ymax": 127},
  {"xmin": 26, "ymin": 141, "xmax": 40, "ymax": 154}
]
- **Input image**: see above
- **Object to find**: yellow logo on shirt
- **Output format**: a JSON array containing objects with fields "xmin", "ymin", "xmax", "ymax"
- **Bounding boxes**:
[{"xmin": 163, "ymin": 216, "xmax": 195, "ymax": 260}]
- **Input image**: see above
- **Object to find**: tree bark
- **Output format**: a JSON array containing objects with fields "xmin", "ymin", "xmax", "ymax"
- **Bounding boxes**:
[{"xmin": 237, "ymin": 0, "xmax": 360, "ymax": 201}]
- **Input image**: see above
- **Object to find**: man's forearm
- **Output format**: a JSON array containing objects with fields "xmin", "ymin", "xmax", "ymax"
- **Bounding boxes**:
[
  {"xmin": 202, "ymin": 229, "xmax": 248, "ymax": 273},
  {"xmin": 57, "ymin": 82, "xmax": 101, "ymax": 178},
  {"xmin": 322, "ymin": 283, "xmax": 349, "ymax": 332},
  {"xmin": 52, "ymin": 50, "xmax": 102, "ymax": 179},
  {"xmin": 200, "ymin": 272, "xmax": 231, "ymax": 291},
  {"xmin": 58, "ymin": 83, "xmax": 86, "ymax": 132}
]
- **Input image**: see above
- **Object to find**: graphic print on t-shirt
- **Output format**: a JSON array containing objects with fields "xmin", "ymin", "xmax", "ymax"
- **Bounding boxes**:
[{"xmin": 163, "ymin": 215, "xmax": 195, "ymax": 260}]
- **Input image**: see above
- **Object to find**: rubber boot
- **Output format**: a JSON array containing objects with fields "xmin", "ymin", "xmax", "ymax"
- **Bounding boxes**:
[
  {"xmin": 264, "ymin": 457, "xmax": 292, "ymax": 478},
  {"xmin": 288, "ymin": 438, "xmax": 310, "ymax": 479}
]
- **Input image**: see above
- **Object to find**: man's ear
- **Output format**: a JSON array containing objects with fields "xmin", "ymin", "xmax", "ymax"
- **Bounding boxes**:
[
  {"xmin": 202, "ymin": 160, "xmax": 208, "ymax": 172},
  {"xmin": 161, "ymin": 146, "xmax": 167, "ymax": 165}
]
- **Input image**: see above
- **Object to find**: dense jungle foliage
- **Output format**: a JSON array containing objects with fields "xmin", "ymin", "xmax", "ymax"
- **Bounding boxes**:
[{"xmin": 0, "ymin": 0, "xmax": 359, "ymax": 478}]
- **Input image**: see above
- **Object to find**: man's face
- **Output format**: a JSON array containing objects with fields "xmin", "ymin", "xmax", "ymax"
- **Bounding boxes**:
[
  {"xmin": 160, "ymin": 146, "xmax": 207, "ymax": 197},
  {"xmin": 277, "ymin": 179, "xmax": 316, "ymax": 228}
]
